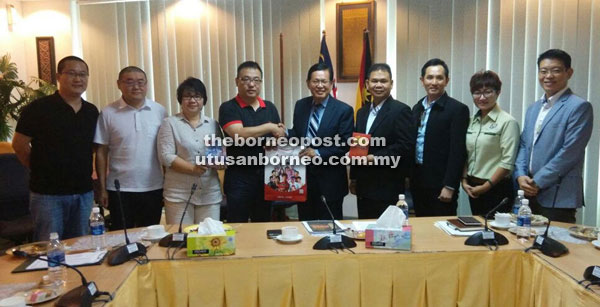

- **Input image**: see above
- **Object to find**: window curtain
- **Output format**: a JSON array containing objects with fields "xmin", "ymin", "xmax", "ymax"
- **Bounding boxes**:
[{"xmin": 79, "ymin": 0, "xmax": 322, "ymax": 123}]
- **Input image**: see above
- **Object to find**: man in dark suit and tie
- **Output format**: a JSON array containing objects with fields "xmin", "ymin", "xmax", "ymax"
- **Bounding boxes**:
[
  {"xmin": 410, "ymin": 58, "xmax": 470, "ymax": 217},
  {"xmin": 350, "ymin": 63, "xmax": 415, "ymax": 218},
  {"xmin": 288, "ymin": 63, "xmax": 354, "ymax": 220}
]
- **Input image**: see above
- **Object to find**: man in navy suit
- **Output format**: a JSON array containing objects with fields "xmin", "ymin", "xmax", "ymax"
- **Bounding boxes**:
[
  {"xmin": 410, "ymin": 58, "xmax": 470, "ymax": 217},
  {"xmin": 515, "ymin": 49, "xmax": 593, "ymax": 223},
  {"xmin": 350, "ymin": 63, "xmax": 415, "ymax": 218},
  {"xmin": 287, "ymin": 63, "xmax": 354, "ymax": 220}
]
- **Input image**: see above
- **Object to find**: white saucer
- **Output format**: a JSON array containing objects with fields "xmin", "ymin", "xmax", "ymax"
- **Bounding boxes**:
[
  {"xmin": 592, "ymin": 240, "xmax": 600, "ymax": 249},
  {"xmin": 142, "ymin": 232, "xmax": 169, "ymax": 242},
  {"xmin": 490, "ymin": 221, "xmax": 514, "ymax": 230},
  {"xmin": 508, "ymin": 227, "xmax": 540, "ymax": 237},
  {"xmin": 275, "ymin": 234, "xmax": 303, "ymax": 243}
]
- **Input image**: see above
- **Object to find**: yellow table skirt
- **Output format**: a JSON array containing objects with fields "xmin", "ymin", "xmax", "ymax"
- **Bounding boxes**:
[{"xmin": 107, "ymin": 250, "xmax": 600, "ymax": 307}]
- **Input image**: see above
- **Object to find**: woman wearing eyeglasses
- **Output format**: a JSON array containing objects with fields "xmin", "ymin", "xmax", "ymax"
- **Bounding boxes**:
[
  {"xmin": 157, "ymin": 77, "xmax": 224, "ymax": 224},
  {"xmin": 462, "ymin": 71, "xmax": 520, "ymax": 215}
]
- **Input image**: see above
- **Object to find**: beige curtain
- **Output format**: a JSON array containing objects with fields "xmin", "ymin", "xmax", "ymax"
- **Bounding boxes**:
[
  {"xmin": 79, "ymin": 0, "xmax": 321, "ymax": 123},
  {"xmin": 394, "ymin": 0, "xmax": 600, "ymax": 226}
]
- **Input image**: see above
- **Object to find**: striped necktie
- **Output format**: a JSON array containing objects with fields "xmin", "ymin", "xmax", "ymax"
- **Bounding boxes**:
[{"xmin": 307, "ymin": 104, "xmax": 323, "ymax": 138}]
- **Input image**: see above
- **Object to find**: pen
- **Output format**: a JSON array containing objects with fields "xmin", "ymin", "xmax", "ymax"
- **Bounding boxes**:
[{"xmin": 446, "ymin": 221, "xmax": 459, "ymax": 231}]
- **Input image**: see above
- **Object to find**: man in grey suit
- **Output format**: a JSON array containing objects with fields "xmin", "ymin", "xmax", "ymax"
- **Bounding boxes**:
[{"xmin": 514, "ymin": 49, "xmax": 593, "ymax": 223}]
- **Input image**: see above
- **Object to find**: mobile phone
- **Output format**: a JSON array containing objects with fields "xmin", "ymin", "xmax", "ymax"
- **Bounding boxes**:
[
  {"xmin": 457, "ymin": 216, "xmax": 483, "ymax": 226},
  {"xmin": 266, "ymin": 229, "xmax": 282, "ymax": 239}
]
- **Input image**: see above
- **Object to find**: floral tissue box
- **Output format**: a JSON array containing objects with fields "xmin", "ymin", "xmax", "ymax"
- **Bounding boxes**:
[
  {"xmin": 187, "ymin": 228, "xmax": 236, "ymax": 257},
  {"xmin": 365, "ymin": 225, "xmax": 412, "ymax": 250}
]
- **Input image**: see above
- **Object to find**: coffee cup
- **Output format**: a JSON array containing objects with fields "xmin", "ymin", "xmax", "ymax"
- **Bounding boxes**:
[
  {"xmin": 281, "ymin": 226, "xmax": 299, "ymax": 240},
  {"xmin": 0, "ymin": 296, "xmax": 26, "ymax": 307},
  {"xmin": 494, "ymin": 213, "xmax": 511, "ymax": 226},
  {"xmin": 145, "ymin": 225, "xmax": 166, "ymax": 238}
]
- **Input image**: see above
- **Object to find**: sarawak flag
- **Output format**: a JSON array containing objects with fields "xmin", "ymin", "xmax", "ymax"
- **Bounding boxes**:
[
  {"xmin": 354, "ymin": 30, "xmax": 372, "ymax": 119},
  {"xmin": 318, "ymin": 33, "xmax": 337, "ymax": 98}
]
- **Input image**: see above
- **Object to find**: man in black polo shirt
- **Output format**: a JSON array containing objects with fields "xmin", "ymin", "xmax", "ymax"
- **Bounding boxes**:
[
  {"xmin": 219, "ymin": 61, "xmax": 285, "ymax": 222},
  {"xmin": 12, "ymin": 56, "xmax": 99, "ymax": 241}
]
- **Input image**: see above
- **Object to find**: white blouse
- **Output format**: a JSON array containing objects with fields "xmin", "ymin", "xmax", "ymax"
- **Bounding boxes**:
[{"xmin": 157, "ymin": 113, "xmax": 223, "ymax": 205}]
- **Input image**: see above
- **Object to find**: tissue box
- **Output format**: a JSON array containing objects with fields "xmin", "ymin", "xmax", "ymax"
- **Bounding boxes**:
[
  {"xmin": 365, "ymin": 225, "xmax": 411, "ymax": 250},
  {"xmin": 187, "ymin": 228, "xmax": 236, "ymax": 257}
]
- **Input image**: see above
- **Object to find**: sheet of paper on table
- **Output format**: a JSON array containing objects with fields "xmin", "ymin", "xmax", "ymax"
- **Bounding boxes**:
[
  {"xmin": 26, "ymin": 250, "xmax": 108, "ymax": 270},
  {"xmin": 351, "ymin": 221, "xmax": 376, "ymax": 231},
  {"xmin": 0, "ymin": 282, "xmax": 37, "ymax": 300},
  {"xmin": 434, "ymin": 221, "xmax": 481, "ymax": 237},
  {"xmin": 302, "ymin": 220, "xmax": 346, "ymax": 236}
]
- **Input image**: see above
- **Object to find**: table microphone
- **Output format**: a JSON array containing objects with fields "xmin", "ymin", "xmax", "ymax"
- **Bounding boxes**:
[
  {"xmin": 465, "ymin": 197, "xmax": 510, "ymax": 246},
  {"xmin": 313, "ymin": 195, "xmax": 356, "ymax": 250},
  {"xmin": 580, "ymin": 265, "xmax": 600, "ymax": 289},
  {"xmin": 524, "ymin": 178, "xmax": 568, "ymax": 257},
  {"xmin": 11, "ymin": 250, "xmax": 111, "ymax": 307},
  {"xmin": 159, "ymin": 183, "xmax": 198, "ymax": 248},
  {"xmin": 107, "ymin": 179, "xmax": 147, "ymax": 266},
  {"xmin": 524, "ymin": 221, "xmax": 569, "ymax": 257}
]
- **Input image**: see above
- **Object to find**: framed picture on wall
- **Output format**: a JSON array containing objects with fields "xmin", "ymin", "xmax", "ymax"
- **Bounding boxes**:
[
  {"xmin": 36, "ymin": 37, "xmax": 56, "ymax": 85},
  {"xmin": 336, "ymin": 1, "xmax": 375, "ymax": 82}
]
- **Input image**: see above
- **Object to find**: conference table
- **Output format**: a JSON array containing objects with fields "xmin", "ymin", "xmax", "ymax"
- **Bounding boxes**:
[{"xmin": 1, "ymin": 217, "xmax": 599, "ymax": 306}]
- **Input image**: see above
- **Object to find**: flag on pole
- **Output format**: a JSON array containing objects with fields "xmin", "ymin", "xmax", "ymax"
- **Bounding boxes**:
[
  {"xmin": 318, "ymin": 31, "xmax": 337, "ymax": 98},
  {"xmin": 354, "ymin": 30, "xmax": 372, "ymax": 118}
]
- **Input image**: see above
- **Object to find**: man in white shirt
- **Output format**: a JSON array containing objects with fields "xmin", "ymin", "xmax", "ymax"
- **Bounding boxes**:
[
  {"xmin": 514, "ymin": 49, "xmax": 593, "ymax": 223},
  {"xmin": 94, "ymin": 66, "xmax": 167, "ymax": 229}
]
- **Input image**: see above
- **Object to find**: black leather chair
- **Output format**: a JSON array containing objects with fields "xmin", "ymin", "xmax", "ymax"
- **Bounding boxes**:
[{"xmin": 0, "ymin": 153, "xmax": 33, "ymax": 245}]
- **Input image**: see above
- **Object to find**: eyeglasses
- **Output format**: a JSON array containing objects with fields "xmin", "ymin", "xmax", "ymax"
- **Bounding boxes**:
[
  {"xmin": 472, "ymin": 89, "xmax": 496, "ymax": 98},
  {"xmin": 538, "ymin": 68, "xmax": 566, "ymax": 76},
  {"xmin": 310, "ymin": 79, "xmax": 330, "ymax": 86},
  {"xmin": 62, "ymin": 71, "xmax": 88, "ymax": 79},
  {"xmin": 120, "ymin": 79, "xmax": 147, "ymax": 87},
  {"xmin": 182, "ymin": 95, "xmax": 203, "ymax": 101},
  {"xmin": 239, "ymin": 77, "xmax": 262, "ymax": 84}
]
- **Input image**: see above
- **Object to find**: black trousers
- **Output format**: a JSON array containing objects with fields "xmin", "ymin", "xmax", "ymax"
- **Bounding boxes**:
[
  {"xmin": 357, "ymin": 197, "xmax": 396, "ymax": 219},
  {"xmin": 297, "ymin": 175, "xmax": 343, "ymax": 221},
  {"xmin": 467, "ymin": 177, "xmax": 514, "ymax": 216},
  {"xmin": 411, "ymin": 186, "xmax": 458, "ymax": 217},
  {"xmin": 411, "ymin": 168, "xmax": 458, "ymax": 216},
  {"xmin": 529, "ymin": 196, "xmax": 576, "ymax": 224},
  {"xmin": 107, "ymin": 189, "xmax": 163, "ymax": 230},
  {"xmin": 224, "ymin": 168, "xmax": 271, "ymax": 223}
]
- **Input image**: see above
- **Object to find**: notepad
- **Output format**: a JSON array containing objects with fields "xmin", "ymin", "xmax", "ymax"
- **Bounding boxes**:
[{"xmin": 12, "ymin": 250, "xmax": 107, "ymax": 273}]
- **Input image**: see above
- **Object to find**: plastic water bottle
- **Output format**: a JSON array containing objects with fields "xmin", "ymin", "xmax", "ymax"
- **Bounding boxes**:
[
  {"xmin": 517, "ymin": 199, "xmax": 532, "ymax": 241},
  {"xmin": 40, "ymin": 275, "xmax": 54, "ymax": 290},
  {"xmin": 396, "ymin": 194, "xmax": 409, "ymax": 225},
  {"xmin": 90, "ymin": 207, "xmax": 106, "ymax": 250},
  {"xmin": 513, "ymin": 190, "xmax": 525, "ymax": 214},
  {"xmin": 47, "ymin": 232, "xmax": 67, "ymax": 290}
]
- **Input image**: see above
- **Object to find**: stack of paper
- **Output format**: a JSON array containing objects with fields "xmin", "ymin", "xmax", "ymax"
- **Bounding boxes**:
[
  {"xmin": 26, "ymin": 250, "xmax": 108, "ymax": 270},
  {"xmin": 351, "ymin": 221, "xmax": 375, "ymax": 231},
  {"xmin": 434, "ymin": 221, "xmax": 481, "ymax": 237},
  {"xmin": 302, "ymin": 220, "xmax": 345, "ymax": 236}
]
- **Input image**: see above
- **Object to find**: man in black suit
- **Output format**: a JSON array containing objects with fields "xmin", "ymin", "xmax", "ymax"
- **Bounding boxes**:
[
  {"xmin": 410, "ymin": 58, "xmax": 470, "ymax": 216},
  {"xmin": 288, "ymin": 63, "xmax": 354, "ymax": 220},
  {"xmin": 350, "ymin": 63, "xmax": 415, "ymax": 218}
]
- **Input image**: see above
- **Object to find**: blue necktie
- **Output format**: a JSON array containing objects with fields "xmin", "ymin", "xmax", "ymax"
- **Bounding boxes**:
[{"xmin": 307, "ymin": 104, "xmax": 322, "ymax": 138}]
